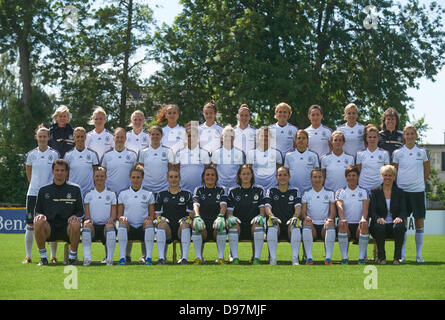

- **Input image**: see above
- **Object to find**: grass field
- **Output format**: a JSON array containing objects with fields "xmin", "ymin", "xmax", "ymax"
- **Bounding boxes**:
[{"xmin": 1, "ymin": 234, "xmax": 444, "ymax": 300}]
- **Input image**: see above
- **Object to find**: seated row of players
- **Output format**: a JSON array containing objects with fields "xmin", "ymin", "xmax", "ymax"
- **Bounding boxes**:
[{"xmin": 25, "ymin": 102, "xmax": 429, "ymax": 264}]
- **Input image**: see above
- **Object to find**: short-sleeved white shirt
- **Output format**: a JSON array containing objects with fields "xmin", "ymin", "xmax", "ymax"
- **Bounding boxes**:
[
  {"xmin": 198, "ymin": 122, "xmax": 223, "ymax": 154},
  {"xmin": 335, "ymin": 186, "xmax": 369, "ymax": 224},
  {"xmin": 336, "ymin": 122, "xmax": 366, "ymax": 157},
  {"xmin": 321, "ymin": 152, "xmax": 355, "ymax": 193},
  {"xmin": 101, "ymin": 148, "xmax": 137, "ymax": 194},
  {"xmin": 126, "ymin": 129, "xmax": 150, "ymax": 153},
  {"xmin": 85, "ymin": 129, "xmax": 114, "ymax": 161},
  {"xmin": 392, "ymin": 145, "xmax": 430, "ymax": 192},
  {"xmin": 118, "ymin": 187, "xmax": 155, "ymax": 228},
  {"xmin": 356, "ymin": 148, "xmax": 390, "ymax": 191},
  {"xmin": 25, "ymin": 147, "xmax": 60, "ymax": 196},
  {"xmin": 162, "ymin": 124, "xmax": 187, "ymax": 154},
  {"xmin": 268, "ymin": 123, "xmax": 298, "ymax": 155},
  {"xmin": 64, "ymin": 148, "xmax": 100, "ymax": 196},
  {"xmin": 305, "ymin": 125, "xmax": 333, "ymax": 158},
  {"xmin": 234, "ymin": 125, "xmax": 256, "ymax": 154},
  {"xmin": 172, "ymin": 146, "xmax": 211, "ymax": 194},
  {"xmin": 246, "ymin": 147, "xmax": 283, "ymax": 192},
  {"xmin": 84, "ymin": 188, "xmax": 117, "ymax": 225},
  {"xmin": 211, "ymin": 147, "xmax": 245, "ymax": 190},
  {"xmin": 302, "ymin": 187, "xmax": 335, "ymax": 225},
  {"xmin": 284, "ymin": 148, "xmax": 319, "ymax": 194},
  {"xmin": 137, "ymin": 145, "xmax": 175, "ymax": 193}
]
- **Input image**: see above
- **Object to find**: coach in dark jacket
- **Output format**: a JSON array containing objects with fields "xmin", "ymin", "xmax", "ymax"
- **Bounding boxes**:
[
  {"xmin": 48, "ymin": 105, "xmax": 74, "ymax": 158},
  {"xmin": 369, "ymin": 164, "xmax": 406, "ymax": 265}
]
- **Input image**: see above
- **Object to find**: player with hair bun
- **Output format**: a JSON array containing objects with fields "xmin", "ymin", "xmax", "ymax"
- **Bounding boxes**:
[{"xmin": 159, "ymin": 104, "xmax": 187, "ymax": 154}]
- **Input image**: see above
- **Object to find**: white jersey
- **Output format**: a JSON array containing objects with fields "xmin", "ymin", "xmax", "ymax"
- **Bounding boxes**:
[
  {"xmin": 335, "ymin": 186, "xmax": 369, "ymax": 224},
  {"xmin": 64, "ymin": 148, "xmax": 99, "ymax": 196},
  {"xmin": 284, "ymin": 148, "xmax": 319, "ymax": 194},
  {"xmin": 85, "ymin": 129, "xmax": 114, "ymax": 161},
  {"xmin": 173, "ymin": 146, "xmax": 211, "ymax": 194},
  {"xmin": 211, "ymin": 147, "xmax": 246, "ymax": 190},
  {"xmin": 269, "ymin": 122, "xmax": 298, "ymax": 155},
  {"xmin": 137, "ymin": 145, "xmax": 175, "ymax": 193},
  {"xmin": 302, "ymin": 187, "xmax": 335, "ymax": 225},
  {"xmin": 101, "ymin": 148, "xmax": 137, "ymax": 194},
  {"xmin": 84, "ymin": 188, "xmax": 117, "ymax": 225},
  {"xmin": 162, "ymin": 124, "xmax": 187, "ymax": 154},
  {"xmin": 118, "ymin": 187, "xmax": 155, "ymax": 228},
  {"xmin": 336, "ymin": 122, "xmax": 366, "ymax": 157},
  {"xmin": 321, "ymin": 152, "xmax": 355, "ymax": 193},
  {"xmin": 234, "ymin": 125, "xmax": 256, "ymax": 154},
  {"xmin": 356, "ymin": 148, "xmax": 390, "ymax": 191},
  {"xmin": 305, "ymin": 125, "xmax": 333, "ymax": 158},
  {"xmin": 126, "ymin": 129, "xmax": 150, "ymax": 153},
  {"xmin": 246, "ymin": 147, "xmax": 283, "ymax": 192},
  {"xmin": 198, "ymin": 122, "xmax": 223, "ymax": 154},
  {"xmin": 392, "ymin": 145, "xmax": 430, "ymax": 192},
  {"xmin": 25, "ymin": 147, "xmax": 60, "ymax": 196}
]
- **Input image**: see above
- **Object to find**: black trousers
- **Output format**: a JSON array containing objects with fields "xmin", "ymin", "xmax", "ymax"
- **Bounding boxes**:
[{"xmin": 370, "ymin": 222, "xmax": 406, "ymax": 260}]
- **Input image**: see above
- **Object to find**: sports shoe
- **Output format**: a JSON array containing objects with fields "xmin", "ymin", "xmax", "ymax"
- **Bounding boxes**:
[
  {"xmin": 325, "ymin": 258, "xmax": 332, "ymax": 265},
  {"xmin": 341, "ymin": 259, "xmax": 349, "ymax": 265},
  {"xmin": 67, "ymin": 258, "xmax": 76, "ymax": 265},
  {"xmin": 50, "ymin": 257, "xmax": 58, "ymax": 264},
  {"xmin": 145, "ymin": 257, "xmax": 152, "ymax": 265},
  {"xmin": 357, "ymin": 259, "xmax": 365, "ymax": 265},
  {"xmin": 416, "ymin": 257, "xmax": 424, "ymax": 263},
  {"xmin": 179, "ymin": 258, "xmax": 188, "ymax": 265},
  {"xmin": 217, "ymin": 258, "xmax": 225, "ymax": 265},
  {"xmin": 193, "ymin": 258, "xmax": 203, "ymax": 265},
  {"xmin": 269, "ymin": 258, "xmax": 277, "ymax": 265},
  {"xmin": 157, "ymin": 259, "xmax": 166, "ymax": 265},
  {"xmin": 83, "ymin": 259, "xmax": 92, "ymax": 266},
  {"xmin": 252, "ymin": 258, "xmax": 260, "ymax": 265},
  {"xmin": 291, "ymin": 257, "xmax": 299, "ymax": 266},
  {"xmin": 399, "ymin": 257, "xmax": 406, "ymax": 263},
  {"xmin": 101, "ymin": 257, "xmax": 107, "ymax": 264},
  {"xmin": 125, "ymin": 255, "xmax": 131, "ymax": 263},
  {"xmin": 38, "ymin": 257, "xmax": 48, "ymax": 266},
  {"xmin": 306, "ymin": 258, "xmax": 313, "ymax": 265},
  {"xmin": 118, "ymin": 258, "xmax": 126, "ymax": 265},
  {"xmin": 232, "ymin": 258, "xmax": 240, "ymax": 265},
  {"xmin": 139, "ymin": 256, "xmax": 146, "ymax": 263},
  {"xmin": 106, "ymin": 259, "xmax": 113, "ymax": 266},
  {"xmin": 22, "ymin": 257, "xmax": 32, "ymax": 264}
]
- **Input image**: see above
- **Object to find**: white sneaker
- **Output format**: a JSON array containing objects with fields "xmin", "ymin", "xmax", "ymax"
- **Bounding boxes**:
[
  {"xmin": 269, "ymin": 258, "xmax": 277, "ymax": 265},
  {"xmin": 83, "ymin": 259, "xmax": 92, "ymax": 266},
  {"xmin": 292, "ymin": 257, "xmax": 299, "ymax": 265},
  {"xmin": 106, "ymin": 259, "xmax": 113, "ymax": 266},
  {"xmin": 399, "ymin": 257, "xmax": 406, "ymax": 263},
  {"xmin": 416, "ymin": 257, "xmax": 424, "ymax": 263}
]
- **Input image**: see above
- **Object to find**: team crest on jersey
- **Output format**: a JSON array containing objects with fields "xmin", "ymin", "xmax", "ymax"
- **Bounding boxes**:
[
  {"xmin": 322, "ymin": 131, "xmax": 327, "ymax": 137},
  {"xmin": 45, "ymin": 193, "xmax": 50, "ymax": 199},
  {"xmin": 87, "ymin": 154, "xmax": 91, "ymax": 161},
  {"xmin": 216, "ymin": 194, "xmax": 221, "ymax": 200},
  {"xmin": 273, "ymin": 195, "xmax": 279, "ymax": 201},
  {"xmin": 201, "ymin": 194, "xmax": 206, "ymax": 200},
  {"xmin": 162, "ymin": 152, "xmax": 167, "ymax": 158},
  {"xmin": 48, "ymin": 155, "xmax": 53, "ymax": 161},
  {"xmin": 143, "ymin": 136, "xmax": 148, "ymax": 142},
  {"xmin": 289, "ymin": 195, "xmax": 294, "ymax": 201},
  {"xmin": 324, "ymin": 195, "xmax": 329, "ymax": 201},
  {"xmin": 126, "ymin": 154, "xmax": 131, "ymax": 161},
  {"xmin": 235, "ymin": 196, "xmax": 241, "ymax": 202},
  {"xmin": 105, "ymin": 136, "xmax": 110, "ymax": 142},
  {"xmin": 142, "ymin": 194, "xmax": 147, "ymax": 201},
  {"xmin": 308, "ymin": 156, "xmax": 313, "ymax": 163},
  {"xmin": 358, "ymin": 129, "xmax": 363, "ymax": 135},
  {"xmin": 253, "ymin": 194, "xmax": 259, "ymax": 200},
  {"xmin": 179, "ymin": 197, "xmax": 185, "ymax": 202},
  {"xmin": 344, "ymin": 159, "xmax": 349, "ymax": 165},
  {"xmin": 106, "ymin": 195, "xmax": 111, "ymax": 201},
  {"xmin": 358, "ymin": 192, "xmax": 364, "ymax": 198},
  {"xmin": 163, "ymin": 197, "xmax": 169, "ymax": 203},
  {"xmin": 378, "ymin": 155, "xmax": 383, "ymax": 161},
  {"xmin": 67, "ymin": 193, "xmax": 72, "ymax": 199},
  {"xmin": 417, "ymin": 152, "xmax": 421, "ymax": 158},
  {"xmin": 288, "ymin": 130, "xmax": 293, "ymax": 136}
]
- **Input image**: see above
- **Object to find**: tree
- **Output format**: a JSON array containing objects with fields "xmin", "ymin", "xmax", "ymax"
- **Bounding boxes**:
[{"xmin": 147, "ymin": 0, "xmax": 445, "ymax": 128}]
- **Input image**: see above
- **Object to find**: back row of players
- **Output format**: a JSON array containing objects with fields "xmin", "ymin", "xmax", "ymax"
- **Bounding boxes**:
[{"xmin": 25, "ymin": 101, "xmax": 430, "ymax": 265}]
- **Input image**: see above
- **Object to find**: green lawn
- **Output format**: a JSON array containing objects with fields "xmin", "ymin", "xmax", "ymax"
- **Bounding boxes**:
[{"xmin": 0, "ymin": 234, "xmax": 444, "ymax": 300}]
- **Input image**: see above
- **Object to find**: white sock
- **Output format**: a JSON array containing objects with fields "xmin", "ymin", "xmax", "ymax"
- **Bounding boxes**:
[
  {"xmin": 50, "ymin": 242, "xmax": 57, "ymax": 259},
  {"xmin": 290, "ymin": 227, "xmax": 301, "ymax": 260},
  {"xmin": 338, "ymin": 233, "xmax": 349, "ymax": 260},
  {"xmin": 415, "ymin": 228, "xmax": 424, "ymax": 259},
  {"xmin": 302, "ymin": 226, "xmax": 313, "ymax": 260},
  {"xmin": 359, "ymin": 234, "xmax": 370, "ymax": 260},
  {"xmin": 192, "ymin": 231, "xmax": 203, "ymax": 260},
  {"xmin": 25, "ymin": 225, "xmax": 34, "ymax": 258},
  {"xmin": 68, "ymin": 250, "xmax": 77, "ymax": 260},
  {"xmin": 254, "ymin": 227, "xmax": 264, "ymax": 259},
  {"xmin": 325, "ymin": 227, "xmax": 336, "ymax": 260},
  {"xmin": 267, "ymin": 226, "xmax": 278, "ymax": 260},
  {"xmin": 401, "ymin": 232, "xmax": 407, "ymax": 259},
  {"xmin": 82, "ymin": 228, "xmax": 92, "ymax": 261},
  {"xmin": 39, "ymin": 248, "xmax": 47, "ymax": 259},
  {"xmin": 181, "ymin": 227, "xmax": 191, "ymax": 261},
  {"xmin": 117, "ymin": 226, "xmax": 128, "ymax": 260},
  {"xmin": 105, "ymin": 229, "xmax": 116, "ymax": 262},
  {"xmin": 144, "ymin": 226, "xmax": 155, "ymax": 259},
  {"xmin": 216, "ymin": 231, "xmax": 226, "ymax": 259},
  {"xmin": 157, "ymin": 228, "xmax": 166, "ymax": 260},
  {"xmin": 228, "ymin": 229, "xmax": 239, "ymax": 259}
]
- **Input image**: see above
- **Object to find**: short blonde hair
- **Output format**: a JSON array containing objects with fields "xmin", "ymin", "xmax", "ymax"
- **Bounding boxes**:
[
  {"xmin": 52, "ymin": 105, "xmax": 71, "ymax": 123},
  {"xmin": 403, "ymin": 124, "xmax": 418, "ymax": 135},
  {"xmin": 88, "ymin": 106, "xmax": 107, "ymax": 126},
  {"xmin": 129, "ymin": 110, "xmax": 145, "ymax": 127},
  {"xmin": 73, "ymin": 127, "xmax": 87, "ymax": 135},
  {"xmin": 222, "ymin": 125, "xmax": 235, "ymax": 137},
  {"xmin": 274, "ymin": 102, "xmax": 292, "ymax": 118},
  {"xmin": 343, "ymin": 103, "xmax": 358, "ymax": 120},
  {"xmin": 380, "ymin": 164, "xmax": 397, "ymax": 177},
  {"xmin": 329, "ymin": 130, "xmax": 345, "ymax": 143}
]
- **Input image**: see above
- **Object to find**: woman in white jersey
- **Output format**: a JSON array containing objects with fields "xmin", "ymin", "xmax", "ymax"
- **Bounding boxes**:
[
  {"xmin": 126, "ymin": 110, "xmax": 150, "ymax": 153},
  {"xmin": 82, "ymin": 167, "xmax": 117, "ymax": 266},
  {"xmin": 336, "ymin": 103, "xmax": 366, "ymax": 157},
  {"xmin": 23, "ymin": 125, "xmax": 60, "ymax": 264},
  {"xmin": 211, "ymin": 125, "xmax": 245, "ymax": 190},
  {"xmin": 335, "ymin": 165, "xmax": 370, "ymax": 265},
  {"xmin": 321, "ymin": 130, "xmax": 355, "ymax": 193},
  {"xmin": 234, "ymin": 104, "xmax": 256, "ymax": 154},
  {"xmin": 305, "ymin": 105, "xmax": 333, "ymax": 158},
  {"xmin": 137, "ymin": 125, "xmax": 175, "ymax": 194},
  {"xmin": 356, "ymin": 124, "xmax": 391, "ymax": 191},
  {"xmin": 301, "ymin": 168, "xmax": 336, "ymax": 265},
  {"xmin": 268, "ymin": 102, "xmax": 298, "ymax": 155},
  {"xmin": 284, "ymin": 129, "xmax": 319, "ymax": 194},
  {"xmin": 85, "ymin": 106, "xmax": 114, "ymax": 161},
  {"xmin": 64, "ymin": 127, "xmax": 100, "ymax": 197},
  {"xmin": 392, "ymin": 125, "xmax": 430, "ymax": 263},
  {"xmin": 198, "ymin": 101, "xmax": 223, "ymax": 154},
  {"xmin": 157, "ymin": 104, "xmax": 186, "ymax": 154}
]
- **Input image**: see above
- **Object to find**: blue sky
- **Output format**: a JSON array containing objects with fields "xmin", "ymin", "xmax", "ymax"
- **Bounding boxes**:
[{"xmin": 147, "ymin": 0, "xmax": 444, "ymax": 144}]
